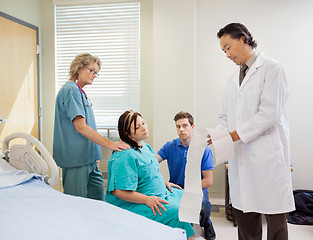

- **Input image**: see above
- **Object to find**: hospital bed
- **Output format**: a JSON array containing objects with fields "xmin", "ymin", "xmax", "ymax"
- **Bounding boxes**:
[{"xmin": 0, "ymin": 133, "xmax": 187, "ymax": 240}]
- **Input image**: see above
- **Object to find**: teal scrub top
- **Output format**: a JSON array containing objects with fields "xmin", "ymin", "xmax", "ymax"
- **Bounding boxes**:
[
  {"xmin": 53, "ymin": 81, "xmax": 101, "ymax": 168},
  {"xmin": 106, "ymin": 142, "xmax": 195, "ymax": 238},
  {"xmin": 106, "ymin": 142, "xmax": 167, "ymax": 208}
]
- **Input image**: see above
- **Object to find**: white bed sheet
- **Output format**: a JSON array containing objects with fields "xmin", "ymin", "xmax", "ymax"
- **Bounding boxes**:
[
  {"xmin": 0, "ymin": 158, "xmax": 42, "ymax": 188},
  {"xmin": 0, "ymin": 159, "xmax": 186, "ymax": 240}
]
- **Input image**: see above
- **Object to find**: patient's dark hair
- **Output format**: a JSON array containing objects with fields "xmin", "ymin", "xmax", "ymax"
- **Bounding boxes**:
[
  {"xmin": 174, "ymin": 111, "xmax": 194, "ymax": 126},
  {"xmin": 217, "ymin": 23, "xmax": 257, "ymax": 49},
  {"xmin": 118, "ymin": 110, "xmax": 143, "ymax": 150}
]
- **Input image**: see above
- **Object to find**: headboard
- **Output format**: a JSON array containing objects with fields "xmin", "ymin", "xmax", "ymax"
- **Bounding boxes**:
[{"xmin": 2, "ymin": 132, "xmax": 59, "ymax": 186}]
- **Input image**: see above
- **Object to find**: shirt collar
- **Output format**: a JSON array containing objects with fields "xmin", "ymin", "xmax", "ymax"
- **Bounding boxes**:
[
  {"xmin": 175, "ymin": 138, "xmax": 189, "ymax": 149},
  {"xmin": 246, "ymin": 52, "xmax": 259, "ymax": 68}
]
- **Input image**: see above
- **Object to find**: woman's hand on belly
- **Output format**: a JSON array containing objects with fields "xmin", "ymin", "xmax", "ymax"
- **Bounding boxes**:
[
  {"xmin": 145, "ymin": 196, "xmax": 169, "ymax": 216},
  {"xmin": 112, "ymin": 189, "xmax": 169, "ymax": 215}
]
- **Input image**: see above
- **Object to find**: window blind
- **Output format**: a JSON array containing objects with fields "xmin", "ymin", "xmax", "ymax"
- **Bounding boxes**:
[{"xmin": 55, "ymin": 2, "xmax": 140, "ymax": 128}]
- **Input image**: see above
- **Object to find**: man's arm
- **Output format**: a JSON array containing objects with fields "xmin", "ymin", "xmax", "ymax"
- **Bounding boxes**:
[
  {"xmin": 156, "ymin": 153, "xmax": 163, "ymax": 163},
  {"xmin": 201, "ymin": 170, "xmax": 213, "ymax": 189}
]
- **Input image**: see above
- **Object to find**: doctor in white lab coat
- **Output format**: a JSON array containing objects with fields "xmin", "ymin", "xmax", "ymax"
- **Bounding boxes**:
[{"xmin": 217, "ymin": 23, "xmax": 295, "ymax": 240}]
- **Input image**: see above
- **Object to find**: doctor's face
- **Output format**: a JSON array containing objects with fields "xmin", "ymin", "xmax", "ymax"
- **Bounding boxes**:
[
  {"xmin": 220, "ymin": 34, "xmax": 251, "ymax": 66},
  {"xmin": 176, "ymin": 118, "xmax": 194, "ymax": 141}
]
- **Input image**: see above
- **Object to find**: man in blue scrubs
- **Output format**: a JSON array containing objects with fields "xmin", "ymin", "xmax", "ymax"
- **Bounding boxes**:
[{"xmin": 157, "ymin": 111, "xmax": 216, "ymax": 240}]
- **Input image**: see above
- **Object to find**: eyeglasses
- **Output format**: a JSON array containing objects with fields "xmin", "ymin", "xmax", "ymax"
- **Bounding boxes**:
[{"xmin": 87, "ymin": 68, "xmax": 99, "ymax": 77}]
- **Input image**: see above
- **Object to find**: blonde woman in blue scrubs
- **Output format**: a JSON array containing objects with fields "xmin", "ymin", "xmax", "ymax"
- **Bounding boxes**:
[
  {"xmin": 106, "ymin": 111, "xmax": 195, "ymax": 239},
  {"xmin": 53, "ymin": 53, "xmax": 129, "ymax": 200}
]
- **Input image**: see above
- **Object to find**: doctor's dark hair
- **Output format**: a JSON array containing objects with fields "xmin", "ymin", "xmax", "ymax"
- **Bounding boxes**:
[
  {"xmin": 174, "ymin": 111, "xmax": 194, "ymax": 126},
  {"xmin": 69, "ymin": 53, "xmax": 101, "ymax": 80},
  {"xmin": 118, "ymin": 110, "xmax": 143, "ymax": 150},
  {"xmin": 217, "ymin": 23, "xmax": 257, "ymax": 49}
]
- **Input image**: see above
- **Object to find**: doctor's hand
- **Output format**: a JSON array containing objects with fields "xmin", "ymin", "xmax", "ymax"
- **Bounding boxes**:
[
  {"xmin": 229, "ymin": 131, "xmax": 240, "ymax": 142},
  {"xmin": 145, "ymin": 196, "xmax": 169, "ymax": 216},
  {"xmin": 165, "ymin": 181, "xmax": 183, "ymax": 192},
  {"xmin": 106, "ymin": 141, "xmax": 130, "ymax": 152},
  {"xmin": 207, "ymin": 134, "xmax": 212, "ymax": 145}
]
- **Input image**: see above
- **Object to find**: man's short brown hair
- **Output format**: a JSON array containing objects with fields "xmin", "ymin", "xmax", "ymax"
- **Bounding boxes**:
[{"xmin": 174, "ymin": 111, "xmax": 194, "ymax": 126}]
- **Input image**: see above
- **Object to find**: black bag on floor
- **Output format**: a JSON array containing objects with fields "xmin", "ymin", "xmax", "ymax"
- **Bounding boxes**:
[{"xmin": 288, "ymin": 189, "xmax": 313, "ymax": 225}]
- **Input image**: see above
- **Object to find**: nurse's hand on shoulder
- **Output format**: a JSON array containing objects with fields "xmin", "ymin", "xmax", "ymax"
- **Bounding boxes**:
[
  {"xmin": 107, "ymin": 141, "xmax": 130, "ymax": 151},
  {"xmin": 165, "ymin": 181, "xmax": 182, "ymax": 192},
  {"xmin": 145, "ymin": 196, "xmax": 169, "ymax": 216}
]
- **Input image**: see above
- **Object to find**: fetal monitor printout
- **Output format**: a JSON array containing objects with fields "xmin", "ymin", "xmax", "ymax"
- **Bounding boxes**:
[
  {"xmin": 179, "ymin": 127, "xmax": 234, "ymax": 223},
  {"xmin": 206, "ymin": 127, "xmax": 234, "ymax": 166}
]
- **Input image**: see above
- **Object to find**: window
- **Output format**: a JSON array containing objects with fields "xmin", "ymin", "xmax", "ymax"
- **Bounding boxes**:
[{"xmin": 55, "ymin": 2, "xmax": 140, "ymax": 128}]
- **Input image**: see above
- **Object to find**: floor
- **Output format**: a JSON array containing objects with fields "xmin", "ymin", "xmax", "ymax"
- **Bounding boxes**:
[{"xmin": 192, "ymin": 210, "xmax": 313, "ymax": 240}]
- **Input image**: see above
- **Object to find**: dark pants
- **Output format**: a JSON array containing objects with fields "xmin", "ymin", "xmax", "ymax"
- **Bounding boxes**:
[
  {"xmin": 200, "ymin": 188, "xmax": 212, "ymax": 226},
  {"xmin": 233, "ymin": 208, "xmax": 288, "ymax": 240}
]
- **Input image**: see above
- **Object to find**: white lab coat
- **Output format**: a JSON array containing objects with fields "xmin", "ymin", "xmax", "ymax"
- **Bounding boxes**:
[{"xmin": 220, "ymin": 53, "xmax": 295, "ymax": 214}]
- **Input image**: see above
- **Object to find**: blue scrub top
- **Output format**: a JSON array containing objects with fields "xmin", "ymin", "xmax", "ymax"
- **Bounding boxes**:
[
  {"xmin": 157, "ymin": 138, "xmax": 214, "ymax": 189},
  {"xmin": 53, "ymin": 81, "xmax": 101, "ymax": 168}
]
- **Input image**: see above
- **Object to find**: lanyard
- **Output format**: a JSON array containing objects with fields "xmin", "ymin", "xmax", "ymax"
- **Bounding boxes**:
[
  {"xmin": 76, "ymin": 82, "xmax": 92, "ymax": 107},
  {"xmin": 76, "ymin": 82, "xmax": 86, "ymax": 95}
]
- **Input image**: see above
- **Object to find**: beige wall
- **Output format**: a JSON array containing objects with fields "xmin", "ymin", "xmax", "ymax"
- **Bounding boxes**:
[
  {"xmin": 152, "ymin": 0, "xmax": 196, "ymax": 182},
  {"xmin": 0, "ymin": 0, "xmax": 42, "ymax": 24},
  {"xmin": 139, "ymin": 0, "xmax": 154, "ymax": 146},
  {"xmin": 40, "ymin": 1, "xmax": 55, "ymax": 153}
]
